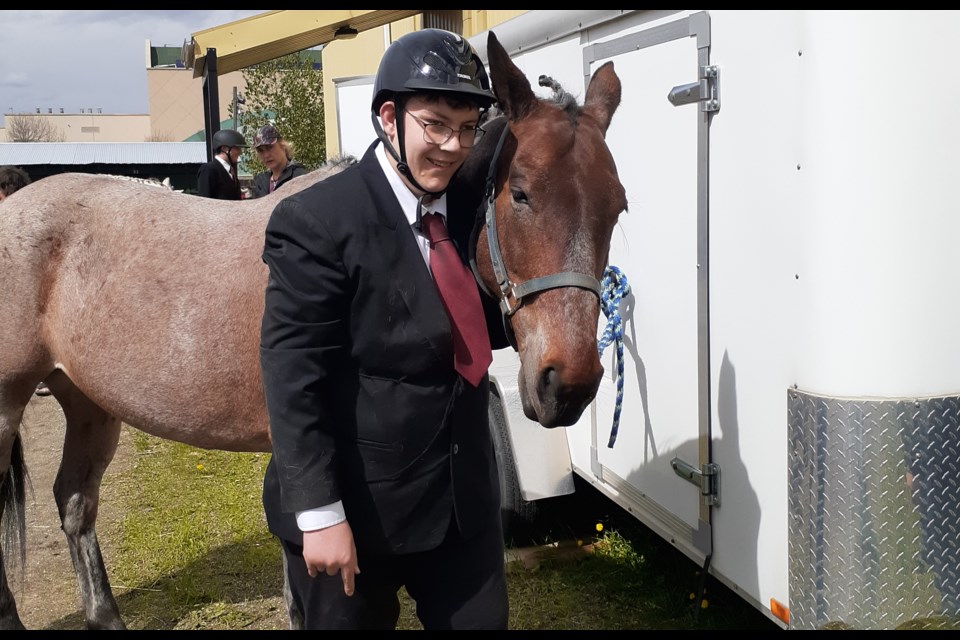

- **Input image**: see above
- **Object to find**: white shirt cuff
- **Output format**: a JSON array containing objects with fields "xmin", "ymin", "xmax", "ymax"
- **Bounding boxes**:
[{"xmin": 295, "ymin": 501, "xmax": 346, "ymax": 532}]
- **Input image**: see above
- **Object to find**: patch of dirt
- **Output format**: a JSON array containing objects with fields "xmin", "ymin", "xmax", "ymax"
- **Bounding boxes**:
[
  {"xmin": 12, "ymin": 394, "xmax": 133, "ymax": 630},
  {"xmin": 11, "ymin": 396, "xmax": 294, "ymax": 631},
  {"xmin": 9, "ymin": 396, "xmax": 592, "ymax": 630}
]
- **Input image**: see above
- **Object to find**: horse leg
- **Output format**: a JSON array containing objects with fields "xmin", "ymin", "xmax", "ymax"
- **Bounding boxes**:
[
  {"xmin": 0, "ymin": 379, "xmax": 35, "ymax": 630},
  {"xmin": 52, "ymin": 384, "xmax": 125, "ymax": 630}
]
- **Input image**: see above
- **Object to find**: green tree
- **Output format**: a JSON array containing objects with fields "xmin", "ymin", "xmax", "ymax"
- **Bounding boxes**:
[{"xmin": 237, "ymin": 51, "xmax": 325, "ymax": 173}]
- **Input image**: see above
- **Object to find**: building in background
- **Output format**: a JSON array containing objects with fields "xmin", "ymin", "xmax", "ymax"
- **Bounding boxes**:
[
  {"xmin": 0, "ymin": 11, "xmax": 527, "ymax": 175},
  {"xmin": 0, "ymin": 41, "xmax": 247, "ymax": 144},
  {"xmin": 0, "ymin": 141, "xmax": 208, "ymax": 192}
]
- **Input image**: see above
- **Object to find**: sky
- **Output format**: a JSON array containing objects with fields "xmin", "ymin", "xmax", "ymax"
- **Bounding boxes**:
[{"xmin": 0, "ymin": 10, "xmax": 266, "ymax": 127}]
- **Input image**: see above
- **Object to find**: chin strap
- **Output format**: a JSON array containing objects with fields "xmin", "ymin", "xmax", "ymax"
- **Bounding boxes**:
[{"xmin": 371, "ymin": 110, "xmax": 443, "ymax": 199}]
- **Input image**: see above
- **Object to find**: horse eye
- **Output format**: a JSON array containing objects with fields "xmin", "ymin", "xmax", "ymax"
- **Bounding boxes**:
[{"xmin": 511, "ymin": 189, "xmax": 528, "ymax": 204}]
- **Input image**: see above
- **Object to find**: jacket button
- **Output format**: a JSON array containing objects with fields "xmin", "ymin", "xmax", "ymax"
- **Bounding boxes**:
[{"xmin": 453, "ymin": 444, "xmax": 459, "ymax": 455}]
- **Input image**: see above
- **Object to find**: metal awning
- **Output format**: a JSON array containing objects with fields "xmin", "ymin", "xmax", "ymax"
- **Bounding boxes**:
[{"xmin": 184, "ymin": 10, "xmax": 422, "ymax": 78}]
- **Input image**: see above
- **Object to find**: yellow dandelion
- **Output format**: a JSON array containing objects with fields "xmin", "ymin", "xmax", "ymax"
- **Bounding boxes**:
[
  {"xmin": 595, "ymin": 522, "xmax": 604, "ymax": 532},
  {"xmin": 577, "ymin": 539, "xmax": 583, "ymax": 546},
  {"xmin": 700, "ymin": 599, "xmax": 709, "ymax": 609},
  {"xmin": 688, "ymin": 592, "xmax": 696, "ymax": 601},
  {"xmin": 196, "ymin": 463, "xmax": 205, "ymax": 471}
]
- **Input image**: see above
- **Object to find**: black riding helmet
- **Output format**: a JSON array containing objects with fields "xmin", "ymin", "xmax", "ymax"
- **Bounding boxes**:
[
  {"xmin": 372, "ymin": 29, "xmax": 496, "ymax": 112},
  {"xmin": 211, "ymin": 129, "xmax": 248, "ymax": 154},
  {"xmin": 370, "ymin": 29, "xmax": 496, "ymax": 196}
]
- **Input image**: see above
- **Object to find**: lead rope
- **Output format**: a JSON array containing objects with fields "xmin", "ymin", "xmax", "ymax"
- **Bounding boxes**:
[{"xmin": 597, "ymin": 265, "xmax": 630, "ymax": 448}]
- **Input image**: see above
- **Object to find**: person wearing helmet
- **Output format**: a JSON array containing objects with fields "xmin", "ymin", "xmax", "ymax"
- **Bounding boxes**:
[
  {"xmin": 259, "ymin": 29, "xmax": 509, "ymax": 630},
  {"xmin": 249, "ymin": 125, "xmax": 308, "ymax": 199},
  {"xmin": 196, "ymin": 128, "xmax": 247, "ymax": 200}
]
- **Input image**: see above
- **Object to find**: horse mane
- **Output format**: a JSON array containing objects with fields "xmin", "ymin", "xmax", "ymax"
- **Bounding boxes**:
[
  {"xmin": 88, "ymin": 155, "xmax": 359, "ymax": 197},
  {"xmin": 101, "ymin": 174, "xmax": 179, "ymax": 191},
  {"xmin": 537, "ymin": 74, "xmax": 580, "ymax": 121},
  {"xmin": 279, "ymin": 154, "xmax": 359, "ymax": 193}
]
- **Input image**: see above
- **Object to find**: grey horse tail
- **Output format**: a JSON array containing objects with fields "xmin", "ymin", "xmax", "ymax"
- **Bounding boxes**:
[{"xmin": 2, "ymin": 434, "xmax": 28, "ymax": 576}]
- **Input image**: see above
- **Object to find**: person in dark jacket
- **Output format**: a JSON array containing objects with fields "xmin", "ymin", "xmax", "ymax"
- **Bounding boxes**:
[
  {"xmin": 248, "ymin": 125, "xmax": 308, "ymax": 198},
  {"xmin": 0, "ymin": 165, "xmax": 31, "ymax": 203},
  {"xmin": 196, "ymin": 128, "xmax": 247, "ymax": 200},
  {"xmin": 259, "ymin": 29, "xmax": 509, "ymax": 630}
]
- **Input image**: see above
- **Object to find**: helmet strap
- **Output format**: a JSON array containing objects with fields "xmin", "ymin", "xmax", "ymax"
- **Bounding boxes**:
[{"xmin": 371, "ymin": 103, "xmax": 444, "ymax": 198}]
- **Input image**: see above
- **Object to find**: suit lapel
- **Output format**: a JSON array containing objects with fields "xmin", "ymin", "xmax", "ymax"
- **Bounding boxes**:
[{"xmin": 357, "ymin": 146, "xmax": 453, "ymax": 361}]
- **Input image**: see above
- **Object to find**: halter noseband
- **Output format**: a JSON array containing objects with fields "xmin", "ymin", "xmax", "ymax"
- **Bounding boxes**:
[{"xmin": 469, "ymin": 120, "xmax": 603, "ymax": 350}]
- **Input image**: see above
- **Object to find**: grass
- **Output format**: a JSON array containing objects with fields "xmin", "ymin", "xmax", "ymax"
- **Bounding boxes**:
[{"xmin": 101, "ymin": 427, "xmax": 783, "ymax": 630}]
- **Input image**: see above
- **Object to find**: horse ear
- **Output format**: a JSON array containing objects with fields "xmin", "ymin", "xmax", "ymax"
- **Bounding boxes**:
[
  {"xmin": 487, "ymin": 31, "xmax": 538, "ymax": 122},
  {"xmin": 583, "ymin": 61, "xmax": 621, "ymax": 135}
]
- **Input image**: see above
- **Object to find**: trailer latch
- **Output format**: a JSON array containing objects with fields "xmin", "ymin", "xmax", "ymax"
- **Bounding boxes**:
[
  {"xmin": 670, "ymin": 457, "xmax": 720, "ymax": 507},
  {"xmin": 667, "ymin": 65, "xmax": 720, "ymax": 113}
]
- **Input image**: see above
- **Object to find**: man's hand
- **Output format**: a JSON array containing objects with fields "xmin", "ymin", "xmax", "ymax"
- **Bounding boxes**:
[{"xmin": 302, "ymin": 520, "xmax": 361, "ymax": 596}]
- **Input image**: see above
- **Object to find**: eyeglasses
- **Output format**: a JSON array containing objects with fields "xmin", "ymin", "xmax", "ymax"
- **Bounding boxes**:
[{"xmin": 408, "ymin": 113, "xmax": 485, "ymax": 148}]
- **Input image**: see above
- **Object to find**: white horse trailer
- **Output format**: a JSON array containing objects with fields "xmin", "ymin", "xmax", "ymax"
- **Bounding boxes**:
[{"xmin": 335, "ymin": 10, "xmax": 960, "ymax": 630}]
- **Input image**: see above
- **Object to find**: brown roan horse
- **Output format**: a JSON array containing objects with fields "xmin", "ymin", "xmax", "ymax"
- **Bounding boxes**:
[{"xmin": 0, "ymin": 31, "xmax": 625, "ymax": 629}]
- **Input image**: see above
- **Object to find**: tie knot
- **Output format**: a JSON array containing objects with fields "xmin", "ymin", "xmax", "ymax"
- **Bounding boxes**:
[{"xmin": 421, "ymin": 212, "xmax": 449, "ymax": 243}]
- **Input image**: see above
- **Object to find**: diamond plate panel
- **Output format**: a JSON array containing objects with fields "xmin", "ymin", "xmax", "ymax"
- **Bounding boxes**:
[{"xmin": 788, "ymin": 390, "xmax": 960, "ymax": 629}]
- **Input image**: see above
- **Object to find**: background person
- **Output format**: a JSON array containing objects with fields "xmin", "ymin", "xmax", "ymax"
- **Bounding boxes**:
[
  {"xmin": 0, "ymin": 165, "xmax": 31, "ymax": 202},
  {"xmin": 197, "ymin": 129, "xmax": 247, "ymax": 200},
  {"xmin": 249, "ymin": 125, "xmax": 308, "ymax": 198},
  {"xmin": 259, "ymin": 29, "xmax": 510, "ymax": 630}
]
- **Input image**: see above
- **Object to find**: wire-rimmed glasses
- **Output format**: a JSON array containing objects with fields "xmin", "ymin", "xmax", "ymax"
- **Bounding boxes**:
[{"xmin": 408, "ymin": 113, "xmax": 485, "ymax": 148}]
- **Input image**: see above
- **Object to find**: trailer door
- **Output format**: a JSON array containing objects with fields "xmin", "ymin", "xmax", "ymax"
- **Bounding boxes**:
[
  {"xmin": 334, "ymin": 75, "xmax": 375, "ymax": 159},
  {"xmin": 565, "ymin": 11, "xmax": 716, "ymax": 564}
]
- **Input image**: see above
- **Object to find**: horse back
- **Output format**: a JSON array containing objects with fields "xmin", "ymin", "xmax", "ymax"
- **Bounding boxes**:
[{"xmin": 0, "ymin": 164, "xmax": 352, "ymax": 449}]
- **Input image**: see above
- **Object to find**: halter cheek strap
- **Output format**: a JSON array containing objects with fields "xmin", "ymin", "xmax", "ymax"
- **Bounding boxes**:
[
  {"xmin": 468, "ymin": 119, "xmax": 510, "ymax": 299},
  {"xmin": 468, "ymin": 119, "xmax": 602, "ymax": 350}
]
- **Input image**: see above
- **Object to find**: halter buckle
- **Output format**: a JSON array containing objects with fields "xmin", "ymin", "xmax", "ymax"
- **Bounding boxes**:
[{"xmin": 499, "ymin": 283, "xmax": 520, "ymax": 316}]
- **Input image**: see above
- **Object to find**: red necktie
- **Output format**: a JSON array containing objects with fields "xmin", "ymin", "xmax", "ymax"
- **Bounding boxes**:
[{"xmin": 421, "ymin": 212, "xmax": 492, "ymax": 387}]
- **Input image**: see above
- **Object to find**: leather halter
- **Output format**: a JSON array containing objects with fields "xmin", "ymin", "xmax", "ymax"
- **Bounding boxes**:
[{"xmin": 468, "ymin": 120, "xmax": 602, "ymax": 350}]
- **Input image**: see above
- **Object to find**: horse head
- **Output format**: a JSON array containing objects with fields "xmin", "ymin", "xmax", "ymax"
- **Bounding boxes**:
[{"xmin": 474, "ymin": 32, "xmax": 626, "ymax": 428}]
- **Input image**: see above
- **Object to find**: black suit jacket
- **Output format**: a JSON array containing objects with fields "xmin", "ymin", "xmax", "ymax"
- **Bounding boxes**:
[
  {"xmin": 197, "ymin": 159, "xmax": 241, "ymax": 200},
  {"xmin": 260, "ymin": 141, "xmax": 508, "ymax": 555}
]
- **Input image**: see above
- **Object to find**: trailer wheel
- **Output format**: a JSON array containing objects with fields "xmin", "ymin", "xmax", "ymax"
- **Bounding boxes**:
[{"xmin": 488, "ymin": 387, "xmax": 537, "ymax": 540}]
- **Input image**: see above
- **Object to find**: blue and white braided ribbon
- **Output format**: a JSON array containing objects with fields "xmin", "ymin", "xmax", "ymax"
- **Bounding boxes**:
[{"xmin": 597, "ymin": 265, "xmax": 630, "ymax": 448}]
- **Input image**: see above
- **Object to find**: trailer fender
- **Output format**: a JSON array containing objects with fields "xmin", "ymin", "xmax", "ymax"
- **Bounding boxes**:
[{"xmin": 488, "ymin": 370, "xmax": 576, "ymax": 528}]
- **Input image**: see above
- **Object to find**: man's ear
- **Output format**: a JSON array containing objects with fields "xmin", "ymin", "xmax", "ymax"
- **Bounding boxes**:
[{"xmin": 380, "ymin": 101, "xmax": 398, "ymax": 138}]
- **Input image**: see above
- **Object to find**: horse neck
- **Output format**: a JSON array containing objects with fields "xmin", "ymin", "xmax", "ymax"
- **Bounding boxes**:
[{"xmin": 451, "ymin": 115, "xmax": 506, "ymax": 209}]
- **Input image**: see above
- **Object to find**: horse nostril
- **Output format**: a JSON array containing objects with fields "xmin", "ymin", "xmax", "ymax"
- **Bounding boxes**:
[{"xmin": 537, "ymin": 366, "xmax": 558, "ymax": 399}]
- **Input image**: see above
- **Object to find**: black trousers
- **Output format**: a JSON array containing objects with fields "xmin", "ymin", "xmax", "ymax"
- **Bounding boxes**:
[{"xmin": 279, "ymin": 514, "xmax": 509, "ymax": 630}]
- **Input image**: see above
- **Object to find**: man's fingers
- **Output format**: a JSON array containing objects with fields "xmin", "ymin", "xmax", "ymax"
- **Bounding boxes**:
[{"xmin": 341, "ymin": 567, "xmax": 356, "ymax": 597}]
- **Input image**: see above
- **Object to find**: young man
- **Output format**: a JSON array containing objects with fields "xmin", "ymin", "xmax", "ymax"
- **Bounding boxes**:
[
  {"xmin": 248, "ymin": 125, "xmax": 308, "ymax": 198},
  {"xmin": 196, "ymin": 128, "xmax": 247, "ymax": 199},
  {"xmin": 259, "ymin": 29, "xmax": 509, "ymax": 630}
]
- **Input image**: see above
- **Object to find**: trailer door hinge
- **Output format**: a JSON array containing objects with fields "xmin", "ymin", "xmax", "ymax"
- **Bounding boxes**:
[
  {"xmin": 671, "ymin": 457, "xmax": 720, "ymax": 507},
  {"xmin": 667, "ymin": 65, "xmax": 720, "ymax": 112}
]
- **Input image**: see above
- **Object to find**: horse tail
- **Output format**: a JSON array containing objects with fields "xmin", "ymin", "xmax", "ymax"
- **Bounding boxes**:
[{"xmin": 1, "ymin": 433, "xmax": 29, "ymax": 575}]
